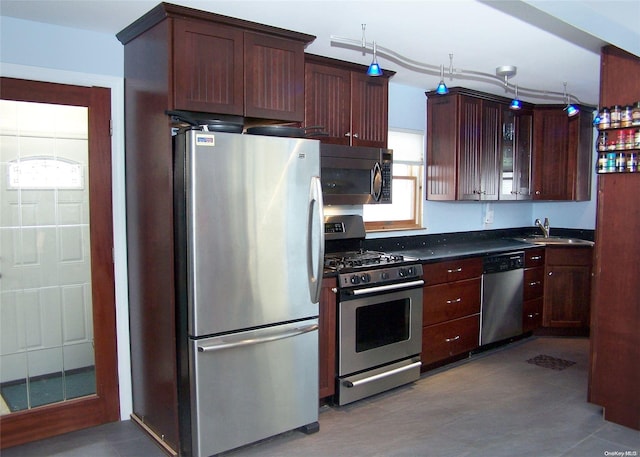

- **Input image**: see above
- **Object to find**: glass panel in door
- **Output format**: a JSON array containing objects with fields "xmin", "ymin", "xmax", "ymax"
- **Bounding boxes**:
[{"xmin": 0, "ymin": 100, "xmax": 95, "ymax": 414}]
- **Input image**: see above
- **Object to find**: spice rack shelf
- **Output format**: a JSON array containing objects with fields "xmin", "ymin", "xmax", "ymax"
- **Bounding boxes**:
[{"xmin": 595, "ymin": 113, "xmax": 640, "ymax": 174}]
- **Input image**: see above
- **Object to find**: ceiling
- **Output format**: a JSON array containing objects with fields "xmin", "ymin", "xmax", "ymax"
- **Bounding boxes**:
[{"xmin": 1, "ymin": 0, "xmax": 639, "ymax": 107}]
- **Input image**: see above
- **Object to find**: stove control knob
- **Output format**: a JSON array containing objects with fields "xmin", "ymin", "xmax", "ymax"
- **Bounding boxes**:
[
  {"xmin": 360, "ymin": 273, "xmax": 371, "ymax": 283},
  {"xmin": 399, "ymin": 268, "xmax": 406, "ymax": 277},
  {"xmin": 381, "ymin": 271, "xmax": 390, "ymax": 281},
  {"xmin": 350, "ymin": 275, "xmax": 360, "ymax": 285},
  {"xmin": 406, "ymin": 266, "xmax": 415, "ymax": 277}
]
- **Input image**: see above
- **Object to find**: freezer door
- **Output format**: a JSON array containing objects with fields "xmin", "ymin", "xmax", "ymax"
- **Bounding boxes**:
[
  {"xmin": 183, "ymin": 132, "xmax": 324, "ymax": 336},
  {"xmin": 190, "ymin": 320, "xmax": 319, "ymax": 456}
]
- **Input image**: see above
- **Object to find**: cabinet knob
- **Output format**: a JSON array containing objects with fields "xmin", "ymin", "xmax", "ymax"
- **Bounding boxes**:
[
  {"xmin": 548, "ymin": 271, "xmax": 553, "ymax": 276},
  {"xmin": 535, "ymin": 190, "xmax": 541, "ymax": 195},
  {"xmin": 344, "ymin": 132, "xmax": 351, "ymax": 137},
  {"xmin": 353, "ymin": 133, "xmax": 359, "ymax": 138}
]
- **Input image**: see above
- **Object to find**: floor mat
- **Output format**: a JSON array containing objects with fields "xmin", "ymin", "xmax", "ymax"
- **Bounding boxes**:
[
  {"xmin": 0, "ymin": 367, "xmax": 95, "ymax": 412},
  {"xmin": 526, "ymin": 354, "xmax": 576, "ymax": 371}
]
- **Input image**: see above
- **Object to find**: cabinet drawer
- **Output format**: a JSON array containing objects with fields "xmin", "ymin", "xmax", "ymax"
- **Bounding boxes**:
[
  {"xmin": 421, "ymin": 315, "xmax": 480, "ymax": 365},
  {"xmin": 523, "ymin": 267, "xmax": 544, "ymax": 301},
  {"xmin": 423, "ymin": 278, "xmax": 481, "ymax": 326},
  {"xmin": 422, "ymin": 257, "xmax": 482, "ymax": 285},
  {"xmin": 525, "ymin": 248, "xmax": 545, "ymax": 267},
  {"xmin": 523, "ymin": 297, "xmax": 543, "ymax": 333}
]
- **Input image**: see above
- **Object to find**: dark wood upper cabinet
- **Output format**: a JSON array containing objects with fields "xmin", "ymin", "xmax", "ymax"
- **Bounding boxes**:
[
  {"xmin": 173, "ymin": 19, "xmax": 244, "ymax": 115},
  {"xmin": 304, "ymin": 54, "xmax": 393, "ymax": 148},
  {"xmin": 427, "ymin": 88, "xmax": 527, "ymax": 201},
  {"xmin": 118, "ymin": 3, "xmax": 314, "ymax": 122},
  {"xmin": 532, "ymin": 105, "xmax": 593, "ymax": 201},
  {"xmin": 243, "ymin": 31, "xmax": 306, "ymax": 120}
]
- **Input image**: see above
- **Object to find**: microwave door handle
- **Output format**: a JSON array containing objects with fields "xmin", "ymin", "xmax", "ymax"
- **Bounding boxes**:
[
  {"xmin": 371, "ymin": 162, "xmax": 383, "ymax": 202},
  {"xmin": 307, "ymin": 175, "xmax": 325, "ymax": 303}
]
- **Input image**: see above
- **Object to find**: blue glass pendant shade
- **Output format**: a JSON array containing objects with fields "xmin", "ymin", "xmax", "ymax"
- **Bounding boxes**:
[
  {"xmin": 510, "ymin": 98, "xmax": 522, "ymax": 110},
  {"xmin": 367, "ymin": 60, "xmax": 383, "ymax": 76},
  {"xmin": 566, "ymin": 104, "xmax": 579, "ymax": 117},
  {"xmin": 435, "ymin": 80, "xmax": 448, "ymax": 95}
]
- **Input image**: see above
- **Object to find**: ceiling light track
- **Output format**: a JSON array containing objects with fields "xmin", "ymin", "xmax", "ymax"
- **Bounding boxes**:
[{"xmin": 331, "ymin": 33, "xmax": 585, "ymax": 106}]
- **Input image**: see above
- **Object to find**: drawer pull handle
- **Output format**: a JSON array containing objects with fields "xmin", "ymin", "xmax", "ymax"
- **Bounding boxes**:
[
  {"xmin": 530, "ymin": 255, "xmax": 542, "ymax": 260},
  {"xmin": 527, "ymin": 313, "xmax": 534, "ymax": 318},
  {"xmin": 445, "ymin": 335, "xmax": 460, "ymax": 343},
  {"xmin": 447, "ymin": 267, "xmax": 462, "ymax": 273},
  {"xmin": 446, "ymin": 298, "xmax": 462, "ymax": 304},
  {"xmin": 528, "ymin": 281, "xmax": 541, "ymax": 286}
]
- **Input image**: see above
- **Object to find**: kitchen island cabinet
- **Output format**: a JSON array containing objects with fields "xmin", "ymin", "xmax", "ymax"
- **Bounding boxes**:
[
  {"xmin": 421, "ymin": 257, "xmax": 482, "ymax": 367},
  {"xmin": 318, "ymin": 277, "xmax": 336, "ymax": 400},
  {"xmin": 532, "ymin": 105, "xmax": 593, "ymax": 201},
  {"xmin": 304, "ymin": 54, "xmax": 393, "ymax": 148},
  {"xmin": 542, "ymin": 246, "xmax": 592, "ymax": 330}
]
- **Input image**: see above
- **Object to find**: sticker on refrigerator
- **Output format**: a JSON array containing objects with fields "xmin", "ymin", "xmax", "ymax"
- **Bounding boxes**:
[{"xmin": 195, "ymin": 134, "xmax": 215, "ymax": 146}]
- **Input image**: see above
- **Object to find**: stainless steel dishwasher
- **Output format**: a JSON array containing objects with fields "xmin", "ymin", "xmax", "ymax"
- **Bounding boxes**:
[{"xmin": 481, "ymin": 251, "xmax": 524, "ymax": 345}]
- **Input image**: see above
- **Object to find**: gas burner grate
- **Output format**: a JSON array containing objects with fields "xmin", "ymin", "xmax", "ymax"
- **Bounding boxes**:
[{"xmin": 324, "ymin": 251, "xmax": 406, "ymax": 270}]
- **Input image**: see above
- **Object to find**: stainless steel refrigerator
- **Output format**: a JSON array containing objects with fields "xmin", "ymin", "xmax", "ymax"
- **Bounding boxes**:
[{"xmin": 173, "ymin": 130, "xmax": 324, "ymax": 457}]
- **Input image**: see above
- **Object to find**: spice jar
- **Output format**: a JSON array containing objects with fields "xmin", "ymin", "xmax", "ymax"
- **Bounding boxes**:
[
  {"xmin": 632, "ymin": 102, "xmax": 640, "ymax": 126},
  {"xmin": 622, "ymin": 105, "xmax": 633, "ymax": 127},
  {"xmin": 599, "ymin": 107, "xmax": 611, "ymax": 129},
  {"xmin": 626, "ymin": 129, "xmax": 635, "ymax": 149},
  {"xmin": 627, "ymin": 152, "xmax": 638, "ymax": 172},
  {"xmin": 635, "ymin": 129, "xmax": 640, "ymax": 148},
  {"xmin": 598, "ymin": 152, "xmax": 608, "ymax": 172},
  {"xmin": 616, "ymin": 152, "xmax": 627, "ymax": 172},
  {"xmin": 611, "ymin": 105, "xmax": 622, "ymax": 128},
  {"xmin": 607, "ymin": 152, "xmax": 617, "ymax": 172},
  {"xmin": 616, "ymin": 132, "xmax": 626, "ymax": 150},
  {"xmin": 598, "ymin": 131, "xmax": 608, "ymax": 151}
]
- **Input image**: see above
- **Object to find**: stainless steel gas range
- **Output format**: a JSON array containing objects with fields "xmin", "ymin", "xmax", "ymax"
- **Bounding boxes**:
[{"xmin": 325, "ymin": 215, "xmax": 424, "ymax": 405}]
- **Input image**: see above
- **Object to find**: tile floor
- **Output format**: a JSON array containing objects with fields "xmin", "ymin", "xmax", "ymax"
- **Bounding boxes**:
[{"xmin": 3, "ymin": 337, "xmax": 638, "ymax": 457}]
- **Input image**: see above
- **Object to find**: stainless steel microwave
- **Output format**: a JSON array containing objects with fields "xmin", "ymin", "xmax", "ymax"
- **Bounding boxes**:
[{"xmin": 320, "ymin": 144, "xmax": 392, "ymax": 205}]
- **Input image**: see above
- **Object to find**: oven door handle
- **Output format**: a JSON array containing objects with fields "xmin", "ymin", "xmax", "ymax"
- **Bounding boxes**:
[
  {"xmin": 349, "ymin": 279, "xmax": 425, "ymax": 296},
  {"xmin": 343, "ymin": 361, "xmax": 422, "ymax": 388}
]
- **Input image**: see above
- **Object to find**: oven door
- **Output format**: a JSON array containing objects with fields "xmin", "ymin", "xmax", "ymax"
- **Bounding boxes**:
[{"xmin": 337, "ymin": 283, "xmax": 423, "ymax": 377}]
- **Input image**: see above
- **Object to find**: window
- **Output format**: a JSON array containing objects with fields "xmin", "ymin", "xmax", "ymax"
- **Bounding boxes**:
[{"xmin": 364, "ymin": 128, "xmax": 424, "ymax": 231}]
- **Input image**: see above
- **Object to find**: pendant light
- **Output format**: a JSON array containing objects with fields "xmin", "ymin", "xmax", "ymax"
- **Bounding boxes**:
[
  {"xmin": 563, "ymin": 82, "xmax": 579, "ymax": 117},
  {"xmin": 367, "ymin": 41, "xmax": 383, "ymax": 76},
  {"xmin": 435, "ymin": 64, "xmax": 449, "ymax": 94},
  {"xmin": 510, "ymin": 84, "xmax": 522, "ymax": 110}
]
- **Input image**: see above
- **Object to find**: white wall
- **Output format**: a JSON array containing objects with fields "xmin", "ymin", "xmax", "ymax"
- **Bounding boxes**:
[{"xmin": 0, "ymin": 14, "xmax": 598, "ymax": 421}]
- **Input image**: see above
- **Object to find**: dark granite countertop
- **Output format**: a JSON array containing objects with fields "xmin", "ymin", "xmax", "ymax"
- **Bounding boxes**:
[{"xmin": 389, "ymin": 238, "xmax": 537, "ymax": 264}]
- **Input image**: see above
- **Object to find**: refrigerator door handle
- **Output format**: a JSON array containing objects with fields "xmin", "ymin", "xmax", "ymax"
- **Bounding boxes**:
[
  {"xmin": 308, "ymin": 175, "xmax": 325, "ymax": 303},
  {"xmin": 197, "ymin": 323, "xmax": 319, "ymax": 352}
]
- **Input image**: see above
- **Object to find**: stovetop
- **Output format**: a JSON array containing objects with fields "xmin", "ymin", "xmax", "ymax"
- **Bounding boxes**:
[{"xmin": 324, "ymin": 249, "xmax": 414, "ymax": 271}]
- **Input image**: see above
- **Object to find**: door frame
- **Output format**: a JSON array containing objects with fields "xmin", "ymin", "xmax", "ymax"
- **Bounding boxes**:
[{"xmin": 0, "ymin": 77, "xmax": 120, "ymax": 448}]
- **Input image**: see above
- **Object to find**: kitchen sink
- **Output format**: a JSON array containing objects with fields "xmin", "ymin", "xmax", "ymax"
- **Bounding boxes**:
[{"xmin": 515, "ymin": 236, "xmax": 594, "ymax": 246}]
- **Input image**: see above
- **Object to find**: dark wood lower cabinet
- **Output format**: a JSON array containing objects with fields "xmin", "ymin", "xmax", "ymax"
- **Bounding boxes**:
[
  {"xmin": 421, "ymin": 315, "xmax": 480, "ymax": 366},
  {"xmin": 318, "ymin": 277, "xmax": 336, "ymax": 400},
  {"xmin": 542, "ymin": 247, "xmax": 592, "ymax": 329}
]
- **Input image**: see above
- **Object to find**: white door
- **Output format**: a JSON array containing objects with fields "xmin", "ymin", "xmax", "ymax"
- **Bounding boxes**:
[{"xmin": 0, "ymin": 100, "xmax": 95, "ymax": 413}]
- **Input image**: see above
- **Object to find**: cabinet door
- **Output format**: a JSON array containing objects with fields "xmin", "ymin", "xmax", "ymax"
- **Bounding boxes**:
[
  {"xmin": 304, "ymin": 62, "xmax": 351, "ymax": 145},
  {"xmin": 350, "ymin": 72, "xmax": 389, "ymax": 148},
  {"xmin": 426, "ymin": 95, "xmax": 458, "ymax": 200},
  {"xmin": 532, "ymin": 107, "xmax": 570, "ymax": 200},
  {"xmin": 479, "ymin": 100, "xmax": 501, "ymax": 200},
  {"xmin": 173, "ymin": 19, "xmax": 244, "ymax": 115},
  {"xmin": 318, "ymin": 278, "xmax": 336, "ymax": 399},
  {"xmin": 543, "ymin": 247, "xmax": 592, "ymax": 328},
  {"xmin": 501, "ymin": 108, "xmax": 533, "ymax": 200},
  {"xmin": 458, "ymin": 96, "xmax": 482, "ymax": 200},
  {"xmin": 244, "ymin": 32, "xmax": 305, "ymax": 121}
]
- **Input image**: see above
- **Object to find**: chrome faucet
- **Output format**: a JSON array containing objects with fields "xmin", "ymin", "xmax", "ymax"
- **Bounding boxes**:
[{"xmin": 535, "ymin": 217, "xmax": 550, "ymax": 238}]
